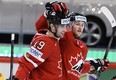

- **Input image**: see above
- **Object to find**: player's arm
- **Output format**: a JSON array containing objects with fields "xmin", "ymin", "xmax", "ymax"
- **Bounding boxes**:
[
  {"xmin": 79, "ymin": 59, "xmax": 109, "ymax": 74},
  {"xmin": 14, "ymin": 38, "xmax": 52, "ymax": 80},
  {"xmin": 35, "ymin": 1, "xmax": 69, "ymax": 32},
  {"xmin": 14, "ymin": 60, "xmax": 31, "ymax": 80},
  {"xmin": 72, "ymin": 41, "xmax": 109, "ymax": 74},
  {"xmin": 35, "ymin": 13, "xmax": 48, "ymax": 32},
  {"xmin": 79, "ymin": 42, "xmax": 91, "ymax": 74},
  {"xmin": 81, "ymin": 48, "xmax": 109, "ymax": 74}
]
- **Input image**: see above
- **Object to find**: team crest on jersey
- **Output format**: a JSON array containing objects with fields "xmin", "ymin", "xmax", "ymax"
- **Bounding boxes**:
[
  {"xmin": 58, "ymin": 55, "xmax": 62, "ymax": 77},
  {"xmin": 68, "ymin": 52, "xmax": 84, "ymax": 74}
]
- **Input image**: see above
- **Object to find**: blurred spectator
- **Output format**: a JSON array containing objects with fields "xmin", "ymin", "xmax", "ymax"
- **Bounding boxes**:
[{"xmin": 0, "ymin": 72, "xmax": 5, "ymax": 80}]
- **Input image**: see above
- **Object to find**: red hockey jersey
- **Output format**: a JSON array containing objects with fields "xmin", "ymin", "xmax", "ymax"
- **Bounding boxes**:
[
  {"xmin": 35, "ymin": 14, "xmax": 91, "ymax": 80},
  {"xmin": 15, "ymin": 33, "xmax": 62, "ymax": 80},
  {"xmin": 59, "ymin": 31, "xmax": 90, "ymax": 80}
]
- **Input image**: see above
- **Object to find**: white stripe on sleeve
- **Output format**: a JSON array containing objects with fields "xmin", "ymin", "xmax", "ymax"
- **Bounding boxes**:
[
  {"xmin": 24, "ymin": 54, "xmax": 38, "ymax": 68},
  {"xmin": 27, "ymin": 46, "xmax": 45, "ymax": 62}
]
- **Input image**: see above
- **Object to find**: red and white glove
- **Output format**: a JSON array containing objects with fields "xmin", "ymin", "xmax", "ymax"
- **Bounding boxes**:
[
  {"xmin": 35, "ymin": 1, "xmax": 69, "ymax": 32},
  {"xmin": 45, "ymin": 1, "xmax": 69, "ymax": 17},
  {"xmin": 89, "ymin": 59, "xmax": 109, "ymax": 73}
]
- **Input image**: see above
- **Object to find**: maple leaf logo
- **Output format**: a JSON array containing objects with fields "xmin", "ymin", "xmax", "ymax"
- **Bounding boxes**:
[
  {"xmin": 58, "ymin": 55, "xmax": 62, "ymax": 77},
  {"xmin": 68, "ymin": 52, "xmax": 84, "ymax": 73}
]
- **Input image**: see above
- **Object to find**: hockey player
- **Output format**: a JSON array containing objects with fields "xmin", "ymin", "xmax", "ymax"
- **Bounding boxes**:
[
  {"xmin": 59, "ymin": 12, "xmax": 109, "ymax": 80},
  {"xmin": 35, "ymin": 1, "xmax": 109, "ymax": 80},
  {"xmin": 14, "ymin": 1, "xmax": 70, "ymax": 80}
]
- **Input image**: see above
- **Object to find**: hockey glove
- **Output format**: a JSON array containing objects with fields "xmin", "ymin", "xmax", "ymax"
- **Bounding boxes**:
[
  {"xmin": 44, "ymin": 1, "xmax": 69, "ymax": 17},
  {"xmin": 89, "ymin": 59, "xmax": 109, "ymax": 73}
]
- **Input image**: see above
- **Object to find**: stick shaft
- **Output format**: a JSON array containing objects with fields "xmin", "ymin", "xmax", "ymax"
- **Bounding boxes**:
[
  {"xmin": 104, "ymin": 28, "xmax": 115, "ymax": 59},
  {"xmin": 10, "ymin": 34, "xmax": 15, "ymax": 80},
  {"xmin": 97, "ymin": 27, "xmax": 116, "ymax": 80},
  {"xmin": 97, "ymin": 6, "xmax": 116, "ymax": 80}
]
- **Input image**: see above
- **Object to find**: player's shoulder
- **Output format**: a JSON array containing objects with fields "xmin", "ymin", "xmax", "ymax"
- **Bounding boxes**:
[
  {"xmin": 63, "ymin": 31, "xmax": 75, "ymax": 41},
  {"xmin": 76, "ymin": 39, "xmax": 87, "ymax": 49},
  {"xmin": 34, "ymin": 33, "xmax": 48, "ymax": 40},
  {"xmin": 32, "ymin": 33, "xmax": 56, "ymax": 45}
]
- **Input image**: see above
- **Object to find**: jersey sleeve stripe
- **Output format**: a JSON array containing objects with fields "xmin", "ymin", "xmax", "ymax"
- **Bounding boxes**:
[
  {"xmin": 27, "ymin": 46, "xmax": 45, "ymax": 62},
  {"xmin": 24, "ymin": 54, "xmax": 38, "ymax": 68}
]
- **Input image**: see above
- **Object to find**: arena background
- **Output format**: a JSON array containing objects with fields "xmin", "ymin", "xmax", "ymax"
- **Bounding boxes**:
[{"xmin": 0, "ymin": 0, "xmax": 116, "ymax": 80}]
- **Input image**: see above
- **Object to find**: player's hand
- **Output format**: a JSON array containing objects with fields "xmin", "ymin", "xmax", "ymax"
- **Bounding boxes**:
[
  {"xmin": 89, "ymin": 59, "xmax": 109, "ymax": 73},
  {"xmin": 100, "ymin": 59, "xmax": 109, "ymax": 72},
  {"xmin": 44, "ymin": 1, "xmax": 69, "ymax": 17}
]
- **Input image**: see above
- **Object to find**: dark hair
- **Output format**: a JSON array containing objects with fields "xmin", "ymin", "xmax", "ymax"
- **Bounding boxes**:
[
  {"xmin": 47, "ymin": 11, "xmax": 68, "ymax": 25},
  {"xmin": 69, "ymin": 12, "xmax": 84, "ymax": 21}
]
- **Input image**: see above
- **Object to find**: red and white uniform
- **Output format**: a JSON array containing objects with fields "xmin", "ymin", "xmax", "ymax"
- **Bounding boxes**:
[
  {"xmin": 59, "ymin": 31, "xmax": 90, "ymax": 80},
  {"xmin": 35, "ymin": 14, "xmax": 90, "ymax": 80},
  {"xmin": 35, "ymin": 13, "xmax": 48, "ymax": 32},
  {"xmin": 15, "ymin": 33, "xmax": 62, "ymax": 80}
]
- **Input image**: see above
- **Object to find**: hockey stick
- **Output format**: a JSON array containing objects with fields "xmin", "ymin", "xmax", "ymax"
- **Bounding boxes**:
[
  {"xmin": 97, "ymin": 6, "xmax": 116, "ymax": 79},
  {"xmin": 100, "ymin": 6, "xmax": 116, "ymax": 59},
  {"xmin": 9, "ymin": 33, "xmax": 15, "ymax": 80}
]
